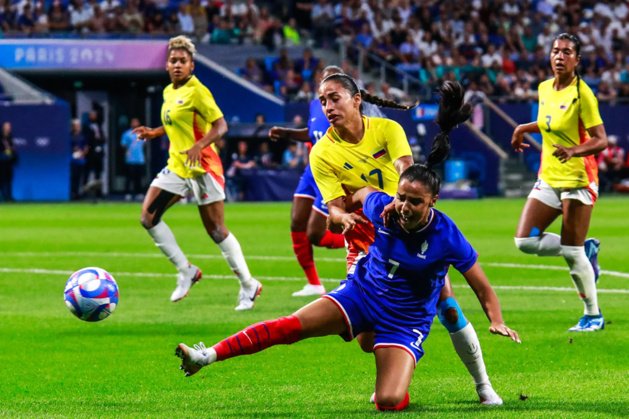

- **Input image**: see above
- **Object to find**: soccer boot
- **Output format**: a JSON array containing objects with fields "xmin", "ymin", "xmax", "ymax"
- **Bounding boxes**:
[
  {"xmin": 568, "ymin": 313, "xmax": 605, "ymax": 332},
  {"xmin": 584, "ymin": 238, "xmax": 601, "ymax": 283},
  {"xmin": 175, "ymin": 342, "xmax": 216, "ymax": 377},
  {"xmin": 292, "ymin": 284, "xmax": 326, "ymax": 297},
  {"xmin": 477, "ymin": 383, "xmax": 503, "ymax": 405},
  {"xmin": 235, "ymin": 278, "xmax": 263, "ymax": 311},
  {"xmin": 170, "ymin": 264, "xmax": 202, "ymax": 302}
]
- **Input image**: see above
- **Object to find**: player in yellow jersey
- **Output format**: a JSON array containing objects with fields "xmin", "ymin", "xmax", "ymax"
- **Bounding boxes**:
[
  {"xmin": 310, "ymin": 76, "xmax": 505, "ymax": 405},
  {"xmin": 132, "ymin": 36, "xmax": 261, "ymax": 311},
  {"xmin": 511, "ymin": 34, "xmax": 608, "ymax": 332}
]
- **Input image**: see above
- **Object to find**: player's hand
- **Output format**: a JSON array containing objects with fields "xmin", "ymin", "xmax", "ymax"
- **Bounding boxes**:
[
  {"xmin": 268, "ymin": 127, "xmax": 285, "ymax": 142},
  {"xmin": 489, "ymin": 323, "xmax": 521, "ymax": 343},
  {"xmin": 340, "ymin": 213, "xmax": 368, "ymax": 235},
  {"xmin": 379, "ymin": 201, "xmax": 397, "ymax": 227},
  {"xmin": 326, "ymin": 216, "xmax": 344, "ymax": 234},
  {"xmin": 511, "ymin": 127, "xmax": 530, "ymax": 153},
  {"xmin": 132, "ymin": 126, "xmax": 157, "ymax": 140},
  {"xmin": 180, "ymin": 143, "xmax": 203, "ymax": 168},
  {"xmin": 552, "ymin": 144, "xmax": 574, "ymax": 163}
]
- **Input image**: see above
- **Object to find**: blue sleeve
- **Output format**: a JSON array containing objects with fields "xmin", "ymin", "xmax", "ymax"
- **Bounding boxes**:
[
  {"xmin": 121, "ymin": 131, "xmax": 131, "ymax": 147},
  {"xmin": 443, "ymin": 217, "xmax": 477, "ymax": 274},
  {"xmin": 362, "ymin": 191, "xmax": 393, "ymax": 224}
]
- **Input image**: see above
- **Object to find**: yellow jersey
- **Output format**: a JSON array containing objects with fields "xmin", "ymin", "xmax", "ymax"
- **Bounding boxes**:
[
  {"xmin": 161, "ymin": 75, "xmax": 225, "ymax": 184},
  {"xmin": 310, "ymin": 116, "xmax": 412, "ymax": 203},
  {"xmin": 537, "ymin": 77, "xmax": 603, "ymax": 188}
]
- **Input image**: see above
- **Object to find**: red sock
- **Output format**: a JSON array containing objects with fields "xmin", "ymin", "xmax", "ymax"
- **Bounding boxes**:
[
  {"xmin": 375, "ymin": 392, "xmax": 410, "ymax": 411},
  {"xmin": 317, "ymin": 230, "xmax": 345, "ymax": 249},
  {"xmin": 212, "ymin": 316, "xmax": 302, "ymax": 361},
  {"xmin": 291, "ymin": 231, "xmax": 321, "ymax": 286}
]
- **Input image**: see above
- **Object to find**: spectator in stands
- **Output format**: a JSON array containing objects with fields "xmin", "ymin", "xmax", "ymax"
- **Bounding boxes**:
[
  {"xmin": 48, "ymin": 1, "xmax": 70, "ymax": 33},
  {"xmin": 71, "ymin": 0, "xmax": 93, "ymax": 33},
  {"xmin": 596, "ymin": 80, "xmax": 617, "ymax": 102},
  {"xmin": 83, "ymin": 110, "xmax": 106, "ymax": 197},
  {"xmin": 211, "ymin": 17, "xmax": 235, "ymax": 44},
  {"xmin": 255, "ymin": 142, "xmax": 276, "ymax": 169},
  {"xmin": 177, "ymin": 2, "xmax": 194, "ymax": 35},
  {"xmin": 262, "ymin": 17, "xmax": 284, "ymax": 51},
  {"xmin": 253, "ymin": 6, "xmax": 272, "ymax": 44},
  {"xmin": 120, "ymin": 1, "xmax": 144, "ymax": 33},
  {"xmin": 120, "ymin": 117, "xmax": 146, "ymax": 201},
  {"xmin": 294, "ymin": 81, "xmax": 315, "ymax": 102},
  {"xmin": 146, "ymin": 9, "xmax": 166, "ymax": 34},
  {"xmin": 241, "ymin": 58, "xmax": 263, "ymax": 85},
  {"xmin": 89, "ymin": 5, "xmax": 107, "ymax": 33},
  {"xmin": 69, "ymin": 119, "xmax": 88, "ymax": 201},
  {"xmin": 281, "ymin": 141, "xmax": 304, "ymax": 170},
  {"xmin": 189, "ymin": 0, "xmax": 209, "ymax": 43},
  {"xmin": 598, "ymin": 135, "xmax": 626, "ymax": 192},
  {"xmin": 0, "ymin": 121, "xmax": 16, "ymax": 202},
  {"xmin": 311, "ymin": 0, "xmax": 334, "ymax": 46},
  {"xmin": 164, "ymin": 8, "xmax": 180, "ymax": 34},
  {"xmin": 283, "ymin": 17, "xmax": 300, "ymax": 46},
  {"xmin": 227, "ymin": 140, "xmax": 256, "ymax": 202}
]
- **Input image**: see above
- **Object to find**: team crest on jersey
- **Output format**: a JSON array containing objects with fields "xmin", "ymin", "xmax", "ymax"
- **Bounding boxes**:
[{"xmin": 417, "ymin": 240, "xmax": 429, "ymax": 259}]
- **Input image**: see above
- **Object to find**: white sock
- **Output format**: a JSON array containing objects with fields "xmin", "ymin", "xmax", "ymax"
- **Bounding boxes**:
[
  {"xmin": 514, "ymin": 233, "xmax": 562, "ymax": 256},
  {"xmin": 218, "ymin": 233, "xmax": 252, "ymax": 287},
  {"xmin": 562, "ymin": 245, "xmax": 599, "ymax": 316},
  {"xmin": 147, "ymin": 222, "xmax": 189, "ymax": 272},
  {"xmin": 450, "ymin": 322, "xmax": 490, "ymax": 386}
]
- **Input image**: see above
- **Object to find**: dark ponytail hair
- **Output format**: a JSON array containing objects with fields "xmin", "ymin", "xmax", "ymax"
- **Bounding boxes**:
[
  {"xmin": 426, "ymin": 81, "xmax": 472, "ymax": 167},
  {"xmin": 553, "ymin": 33, "xmax": 582, "ymax": 103},
  {"xmin": 320, "ymin": 73, "xmax": 418, "ymax": 112}
]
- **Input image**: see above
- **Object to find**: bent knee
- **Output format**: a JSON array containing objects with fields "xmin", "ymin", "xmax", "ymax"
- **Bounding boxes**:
[
  {"xmin": 356, "ymin": 333, "xmax": 375, "ymax": 353},
  {"xmin": 207, "ymin": 226, "xmax": 229, "ymax": 243},
  {"xmin": 514, "ymin": 236, "xmax": 540, "ymax": 254},
  {"xmin": 306, "ymin": 230, "xmax": 324, "ymax": 246},
  {"xmin": 444, "ymin": 307, "xmax": 458, "ymax": 324},
  {"xmin": 140, "ymin": 214, "xmax": 154, "ymax": 230}
]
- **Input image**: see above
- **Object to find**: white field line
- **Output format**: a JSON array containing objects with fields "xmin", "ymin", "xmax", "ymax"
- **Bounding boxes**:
[
  {"xmin": 0, "ymin": 267, "xmax": 628, "ymax": 295},
  {"xmin": 1, "ymin": 251, "xmax": 628, "ymax": 279}
]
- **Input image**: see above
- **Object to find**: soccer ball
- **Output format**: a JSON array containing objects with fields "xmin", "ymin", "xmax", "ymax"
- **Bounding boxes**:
[{"xmin": 64, "ymin": 267, "xmax": 119, "ymax": 322}]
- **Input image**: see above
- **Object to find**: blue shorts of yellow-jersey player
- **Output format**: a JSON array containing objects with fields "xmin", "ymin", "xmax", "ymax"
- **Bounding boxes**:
[
  {"xmin": 293, "ymin": 164, "xmax": 330, "ymax": 216},
  {"xmin": 323, "ymin": 277, "xmax": 436, "ymax": 365}
]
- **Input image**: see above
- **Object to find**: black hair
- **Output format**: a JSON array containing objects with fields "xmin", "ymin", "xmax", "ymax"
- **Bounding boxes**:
[
  {"xmin": 427, "ymin": 81, "xmax": 472, "ymax": 167},
  {"xmin": 400, "ymin": 164, "xmax": 441, "ymax": 196},
  {"xmin": 320, "ymin": 73, "xmax": 417, "ymax": 113},
  {"xmin": 553, "ymin": 33, "xmax": 582, "ymax": 102}
]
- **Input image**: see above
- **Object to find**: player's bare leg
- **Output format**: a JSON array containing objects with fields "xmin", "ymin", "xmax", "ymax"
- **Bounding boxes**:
[
  {"xmin": 372, "ymin": 347, "xmax": 414, "ymax": 411},
  {"xmin": 176, "ymin": 297, "xmax": 347, "ymax": 376},
  {"xmin": 437, "ymin": 277, "xmax": 502, "ymax": 405},
  {"xmin": 141, "ymin": 187, "xmax": 200, "ymax": 302},
  {"xmin": 199, "ymin": 200, "xmax": 261, "ymax": 311}
]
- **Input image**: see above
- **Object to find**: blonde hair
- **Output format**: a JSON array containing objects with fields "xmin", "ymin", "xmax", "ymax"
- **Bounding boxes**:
[{"xmin": 168, "ymin": 35, "xmax": 196, "ymax": 59}]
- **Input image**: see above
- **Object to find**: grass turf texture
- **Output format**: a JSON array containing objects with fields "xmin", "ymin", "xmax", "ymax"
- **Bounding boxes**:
[{"xmin": 0, "ymin": 197, "xmax": 628, "ymax": 418}]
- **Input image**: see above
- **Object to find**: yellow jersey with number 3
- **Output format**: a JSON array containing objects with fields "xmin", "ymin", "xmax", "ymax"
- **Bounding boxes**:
[
  {"xmin": 310, "ymin": 116, "xmax": 412, "ymax": 203},
  {"xmin": 161, "ymin": 75, "xmax": 225, "ymax": 184},
  {"xmin": 537, "ymin": 77, "xmax": 602, "ymax": 189}
]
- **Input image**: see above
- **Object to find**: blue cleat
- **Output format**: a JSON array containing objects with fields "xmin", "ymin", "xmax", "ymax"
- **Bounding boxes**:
[
  {"xmin": 568, "ymin": 314, "xmax": 605, "ymax": 332},
  {"xmin": 584, "ymin": 238, "xmax": 601, "ymax": 283}
]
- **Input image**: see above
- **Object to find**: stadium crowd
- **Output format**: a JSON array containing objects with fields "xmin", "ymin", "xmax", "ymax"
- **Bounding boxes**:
[{"xmin": 2, "ymin": 1, "xmax": 629, "ymax": 103}]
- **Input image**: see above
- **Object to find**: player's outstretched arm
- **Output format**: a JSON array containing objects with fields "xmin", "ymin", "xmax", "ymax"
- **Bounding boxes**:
[
  {"xmin": 268, "ymin": 127, "xmax": 310, "ymax": 142},
  {"xmin": 132, "ymin": 126, "xmax": 166, "ymax": 140},
  {"xmin": 462, "ymin": 262, "xmax": 521, "ymax": 343},
  {"xmin": 511, "ymin": 122, "xmax": 540, "ymax": 152},
  {"xmin": 326, "ymin": 192, "xmax": 371, "ymax": 235}
]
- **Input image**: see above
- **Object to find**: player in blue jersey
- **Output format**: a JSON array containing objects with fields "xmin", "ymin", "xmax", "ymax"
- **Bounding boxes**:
[
  {"xmin": 176, "ymin": 127, "xmax": 520, "ymax": 412},
  {"xmin": 269, "ymin": 66, "xmax": 386, "ymax": 297}
]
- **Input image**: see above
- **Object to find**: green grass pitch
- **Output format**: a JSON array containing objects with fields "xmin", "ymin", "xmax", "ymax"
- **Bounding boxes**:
[{"xmin": 0, "ymin": 197, "xmax": 628, "ymax": 417}]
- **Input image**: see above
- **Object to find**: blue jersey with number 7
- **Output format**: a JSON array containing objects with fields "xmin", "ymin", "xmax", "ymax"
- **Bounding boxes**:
[{"xmin": 351, "ymin": 192, "xmax": 478, "ymax": 317}]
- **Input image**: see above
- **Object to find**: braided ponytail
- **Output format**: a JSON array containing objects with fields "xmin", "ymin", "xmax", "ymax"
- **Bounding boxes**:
[
  {"xmin": 360, "ymin": 89, "xmax": 418, "ymax": 111},
  {"xmin": 426, "ymin": 81, "xmax": 472, "ymax": 168}
]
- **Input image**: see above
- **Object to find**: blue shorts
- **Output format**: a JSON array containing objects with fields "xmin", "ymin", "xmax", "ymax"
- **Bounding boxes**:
[
  {"xmin": 294, "ymin": 164, "xmax": 329, "ymax": 216},
  {"xmin": 323, "ymin": 278, "xmax": 433, "ymax": 365}
]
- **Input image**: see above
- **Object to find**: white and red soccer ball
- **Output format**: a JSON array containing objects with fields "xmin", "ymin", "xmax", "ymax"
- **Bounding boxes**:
[{"xmin": 64, "ymin": 267, "xmax": 119, "ymax": 322}]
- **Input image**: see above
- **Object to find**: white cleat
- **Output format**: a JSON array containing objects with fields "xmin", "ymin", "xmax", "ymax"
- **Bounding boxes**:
[
  {"xmin": 477, "ymin": 383, "xmax": 503, "ymax": 405},
  {"xmin": 292, "ymin": 284, "xmax": 326, "ymax": 297},
  {"xmin": 234, "ymin": 278, "xmax": 262, "ymax": 311},
  {"xmin": 170, "ymin": 264, "xmax": 202, "ymax": 302},
  {"xmin": 175, "ymin": 342, "xmax": 216, "ymax": 377},
  {"xmin": 369, "ymin": 392, "xmax": 376, "ymax": 404}
]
